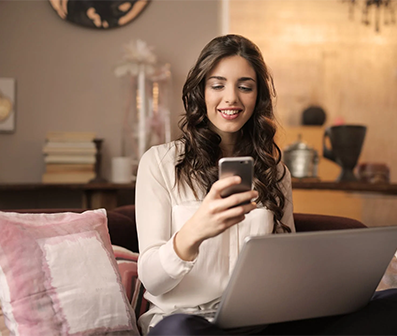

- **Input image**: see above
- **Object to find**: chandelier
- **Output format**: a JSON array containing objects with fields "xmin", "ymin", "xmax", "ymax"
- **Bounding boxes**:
[{"xmin": 344, "ymin": 0, "xmax": 396, "ymax": 32}]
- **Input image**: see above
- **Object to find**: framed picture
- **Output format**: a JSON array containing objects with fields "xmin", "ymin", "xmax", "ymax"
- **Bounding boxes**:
[{"xmin": 0, "ymin": 78, "xmax": 16, "ymax": 133}]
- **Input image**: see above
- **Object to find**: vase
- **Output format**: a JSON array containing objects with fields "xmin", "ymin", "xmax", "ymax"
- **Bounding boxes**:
[{"xmin": 323, "ymin": 125, "xmax": 367, "ymax": 182}]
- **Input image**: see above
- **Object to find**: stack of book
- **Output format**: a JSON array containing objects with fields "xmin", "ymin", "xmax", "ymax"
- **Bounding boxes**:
[{"xmin": 42, "ymin": 131, "xmax": 97, "ymax": 183}]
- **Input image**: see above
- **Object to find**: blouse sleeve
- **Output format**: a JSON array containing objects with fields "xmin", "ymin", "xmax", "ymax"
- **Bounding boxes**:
[
  {"xmin": 135, "ymin": 146, "xmax": 196, "ymax": 296},
  {"xmin": 278, "ymin": 165, "xmax": 296, "ymax": 233}
]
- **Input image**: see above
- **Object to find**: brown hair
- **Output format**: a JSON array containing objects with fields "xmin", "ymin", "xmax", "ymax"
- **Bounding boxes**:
[{"xmin": 176, "ymin": 34, "xmax": 290, "ymax": 233}]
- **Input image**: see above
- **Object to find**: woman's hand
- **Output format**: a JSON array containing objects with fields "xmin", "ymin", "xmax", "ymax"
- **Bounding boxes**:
[{"xmin": 174, "ymin": 176, "xmax": 258, "ymax": 261}]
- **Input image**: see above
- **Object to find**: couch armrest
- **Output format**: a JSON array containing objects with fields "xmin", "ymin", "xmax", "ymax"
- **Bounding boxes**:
[
  {"xmin": 294, "ymin": 213, "xmax": 367, "ymax": 232},
  {"xmin": 107, "ymin": 207, "xmax": 138, "ymax": 252}
]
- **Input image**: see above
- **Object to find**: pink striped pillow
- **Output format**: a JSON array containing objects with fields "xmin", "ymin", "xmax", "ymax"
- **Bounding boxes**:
[
  {"xmin": 112, "ymin": 246, "xmax": 149, "ymax": 335},
  {"xmin": 0, "ymin": 209, "xmax": 139, "ymax": 336}
]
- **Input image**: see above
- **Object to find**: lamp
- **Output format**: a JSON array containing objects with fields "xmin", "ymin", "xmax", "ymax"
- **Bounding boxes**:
[{"xmin": 344, "ymin": 0, "xmax": 396, "ymax": 32}]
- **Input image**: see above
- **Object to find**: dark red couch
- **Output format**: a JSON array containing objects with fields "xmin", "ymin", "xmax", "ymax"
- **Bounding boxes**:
[{"xmin": 107, "ymin": 206, "xmax": 367, "ymax": 252}]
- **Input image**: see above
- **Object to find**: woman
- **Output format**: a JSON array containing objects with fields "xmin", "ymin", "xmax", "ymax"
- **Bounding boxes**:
[
  {"xmin": 135, "ymin": 34, "xmax": 397, "ymax": 335},
  {"xmin": 135, "ymin": 34, "xmax": 293, "ymax": 335}
]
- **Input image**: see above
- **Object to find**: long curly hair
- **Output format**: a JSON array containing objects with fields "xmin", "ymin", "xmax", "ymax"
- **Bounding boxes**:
[{"xmin": 175, "ymin": 34, "xmax": 290, "ymax": 233}]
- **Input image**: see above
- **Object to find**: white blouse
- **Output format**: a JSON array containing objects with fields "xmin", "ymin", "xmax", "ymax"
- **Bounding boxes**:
[{"xmin": 135, "ymin": 141, "xmax": 295, "ymax": 335}]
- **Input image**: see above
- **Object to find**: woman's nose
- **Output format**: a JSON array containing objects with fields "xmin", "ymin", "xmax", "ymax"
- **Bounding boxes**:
[{"xmin": 224, "ymin": 87, "xmax": 238, "ymax": 104}]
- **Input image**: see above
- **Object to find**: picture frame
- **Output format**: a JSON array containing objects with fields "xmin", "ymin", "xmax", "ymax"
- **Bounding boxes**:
[{"xmin": 0, "ymin": 78, "xmax": 16, "ymax": 133}]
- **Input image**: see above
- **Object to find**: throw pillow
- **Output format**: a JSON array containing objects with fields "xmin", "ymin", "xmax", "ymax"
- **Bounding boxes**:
[
  {"xmin": 0, "ymin": 209, "xmax": 139, "ymax": 335},
  {"xmin": 112, "ymin": 245, "xmax": 139, "ymax": 303},
  {"xmin": 112, "ymin": 246, "xmax": 149, "ymax": 334},
  {"xmin": 112, "ymin": 246, "xmax": 149, "ymax": 321}
]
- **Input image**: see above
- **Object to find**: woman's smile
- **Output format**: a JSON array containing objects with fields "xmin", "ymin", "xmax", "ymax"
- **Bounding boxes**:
[{"xmin": 218, "ymin": 108, "xmax": 243, "ymax": 119}]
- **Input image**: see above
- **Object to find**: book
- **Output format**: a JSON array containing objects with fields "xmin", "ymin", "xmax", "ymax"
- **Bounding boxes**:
[
  {"xmin": 42, "ymin": 172, "xmax": 96, "ymax": 184},
  {"xmin": 44, "ymin": 141, "xmax": 96, "ymax": 149},
  {"xmin": 43, "ymin": 147, "xmax": 97, "ymax": 155},
  {"xmin": 46, "ymin": 131, "xmax": 96, "ymax": 142},
  {"xmin": 45, "ymin": 163, "xmax": 95, "ymax": 173},
  {"xmin": 44, "ymin": 155, "xmax": 96, "ymax": 164}
]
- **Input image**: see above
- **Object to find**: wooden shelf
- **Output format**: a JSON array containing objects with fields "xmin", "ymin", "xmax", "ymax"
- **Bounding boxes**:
[
  {"xmin": 3, "ymin": 181, "xmax": 397, "ymax": 213},
  {"xmin": 0, "ymin": 182, "xmax": 135, "ymax": 191},
  {"xmin": 0, "ymin": 182, "xmax": 136, "ymax": 210},
  {"xmin": 292, "ymin": 180, "xmax": 397, "ymax": 195}
]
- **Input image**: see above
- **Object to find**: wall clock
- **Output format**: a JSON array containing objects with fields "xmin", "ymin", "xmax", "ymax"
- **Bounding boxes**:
[{"xmin": 49, "ymin": 0, "xmax": 150, "ymax": 29}]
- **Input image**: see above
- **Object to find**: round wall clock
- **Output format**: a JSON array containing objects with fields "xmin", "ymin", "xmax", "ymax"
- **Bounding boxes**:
[{"xmin": 49, "ymin": 0, "xmax": 150, "ymax": 29}]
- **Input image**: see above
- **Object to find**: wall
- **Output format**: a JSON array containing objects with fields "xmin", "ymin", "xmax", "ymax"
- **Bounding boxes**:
[
  {"xmin": 0, "ymin": 0, "xmax": 221, "ymax": 183},
  {"xmin": 229, "ymin": 0, "xmax": 397, "ymax": 181},
  {"xmin": 229, "ymin": 0, "xmax": 397, "ymax": 226}
]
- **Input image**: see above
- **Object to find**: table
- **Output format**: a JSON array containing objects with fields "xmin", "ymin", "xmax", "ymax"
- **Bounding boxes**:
[{"xmin": 0, "ymin": 182, "xmax": 136, "ymax": 210}]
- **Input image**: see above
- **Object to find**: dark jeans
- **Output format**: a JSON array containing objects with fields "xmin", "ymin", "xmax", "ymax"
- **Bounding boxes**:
[{"xmin": 148, "ymin": 288, "xmax": 397, "ymax": 335}]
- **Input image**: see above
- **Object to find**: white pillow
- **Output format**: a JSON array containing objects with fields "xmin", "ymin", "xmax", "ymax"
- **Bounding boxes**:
[{"xmin": 0, "ymin": 209, "xmax": 139, "ymax": 335}]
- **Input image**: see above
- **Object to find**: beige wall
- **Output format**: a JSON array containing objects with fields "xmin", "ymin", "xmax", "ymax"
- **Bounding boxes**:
[
  {"xmin": 230, "ymin": 0, "xmax": 397, "ymax": 181},
  {"xmin": 0, "ymin": 0, "xmax": 221, "ymax": 182},
  {"xmin": 229, "ymin": 0, "xmax": 397, "ymax": 226}
]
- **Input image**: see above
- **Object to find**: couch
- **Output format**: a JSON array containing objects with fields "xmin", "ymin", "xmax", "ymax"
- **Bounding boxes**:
[
  {"xmin": 0, "ymin": 205, "xmax": 377, "ymax": 336},
  {"xmin": 6, "ymin": 205, "xmax": 367, "ymax": 252}
]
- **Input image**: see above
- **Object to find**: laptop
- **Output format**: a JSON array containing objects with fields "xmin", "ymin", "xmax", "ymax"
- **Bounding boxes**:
[{"xmin": 211, "ymin": 226, "xmax": 397, "ymax": 329}]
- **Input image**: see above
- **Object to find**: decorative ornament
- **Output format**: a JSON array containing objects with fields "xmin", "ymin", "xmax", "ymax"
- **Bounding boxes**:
[
  {"xmin": 114, "ymin": 40, "xmax": 172, "ymax": 167},
  {"xmin": 114, "ymin": 39, "xmax": 157, "ymax": 78},
  {"xmin": 49, "ymin": 0, "xmax": 151, "ymax": 29}
]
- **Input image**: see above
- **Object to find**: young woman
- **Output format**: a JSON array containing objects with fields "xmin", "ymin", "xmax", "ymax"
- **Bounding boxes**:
[
  {"xmin": 135, "ymin": 34, "xmax": 397, "ymax": 335},
  {"xmin": 135, "ymin": 34, "xmax": 293, "ymax": 335}
]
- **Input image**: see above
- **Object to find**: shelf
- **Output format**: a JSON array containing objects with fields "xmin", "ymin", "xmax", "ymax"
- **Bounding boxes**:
[
  {"xmin": 3, "ymin": 181, "xmax": 397, "ymax": 212},
  {"xmin": 0, "ymin": 182, "xmax": 136, "ymax": 210},
  {"xmin": 292, "ymin": 180, "xmax": 397, "ymax": 195},
  {"xmin": 0, "ymin": 182, "xmax": 135, "ymax": 191}
]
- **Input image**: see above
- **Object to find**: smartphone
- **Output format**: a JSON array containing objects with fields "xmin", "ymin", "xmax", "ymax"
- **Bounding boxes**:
[{"xmin": 218, "ymin": 156, "xmax": 254, "ymax": 200}]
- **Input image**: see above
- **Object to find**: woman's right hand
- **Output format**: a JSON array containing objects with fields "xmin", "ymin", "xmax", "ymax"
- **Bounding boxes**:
[{"xmin": 174, "ymin": 176, "xmax": 258, "ymax": 261}]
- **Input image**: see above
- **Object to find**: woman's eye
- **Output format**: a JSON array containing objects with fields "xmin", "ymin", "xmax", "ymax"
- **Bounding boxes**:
[
  {"xmin": 239, "ymin": 86, "xmax": 253, "ymax": 92},
  {"xmin": 211, "ymin": 85, "xmax": 224, "ymax": 90}
]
